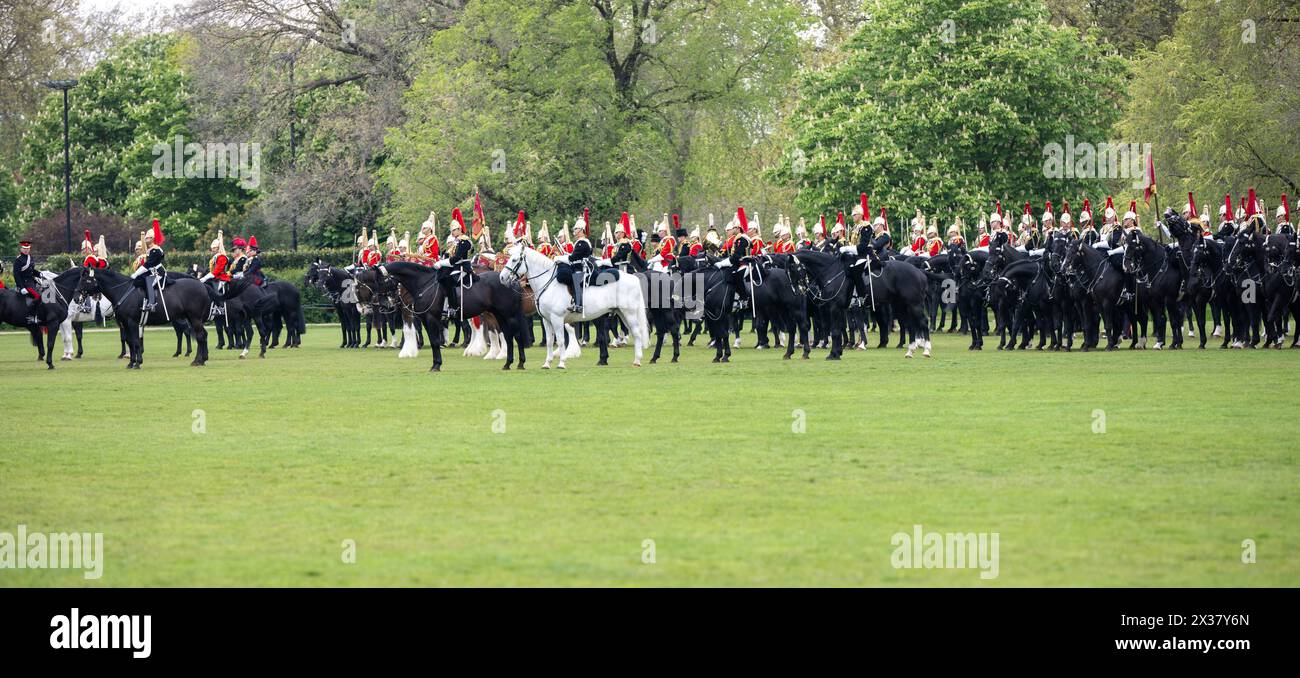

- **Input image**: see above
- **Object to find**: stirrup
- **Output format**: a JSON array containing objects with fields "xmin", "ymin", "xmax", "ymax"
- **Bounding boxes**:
[{"xmin": 568, "ymin": 304, "xmax": 583, "ymax": 314}]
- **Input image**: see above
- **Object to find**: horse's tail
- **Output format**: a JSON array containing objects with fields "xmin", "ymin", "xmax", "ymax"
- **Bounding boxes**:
[{"xmin": 294, "ymin": 304, "xmax": 307, "ymax": 334}]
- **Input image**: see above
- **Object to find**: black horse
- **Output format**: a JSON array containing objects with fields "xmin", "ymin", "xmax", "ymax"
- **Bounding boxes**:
[
  {"xmin": 1122, "ymin": 228, "xmax": 1187, "ymax": 349},
  {"xmin": 1260, "ymin": 234, "xmax": 1296, "ymax": 348},
  {"xmin": 307, "ymin": 261, "xmax": 363, "ymax": 348},
  {"xmin": 76, "ymin": 266, "xmax": 212, "ymax": 368},
  {"xmin": 676, "ymin": 255, "xmax": 737, "ymax": 362},
  {"xmin": 1062, "ymin": 238, "xmax": 1126, "ymax": 350},
  {"xmin": 948, "ymin": 244, "xmax": 989, "ymax": 350},
  {"xmin": 0, "ymin": 268, "xmax": 76, "ymax": 369},
  {"xmin": 787, "ymin": 250, "xmax": 852, "ymax": 359},
  {"xmin": 358, "ymin": 261, "xmax": 527, "ymax": 371},
  {"xmin": 611, "ymin": 243, "xmax": 685, "ymax": 363},
  {"xmin": 847, "ymin": 246, "xmax": 931, "ymax": 356},
  {"xmin": 738, "ymin": 256, "xmax": 811, "ymax": 360},
  {"xmin": 994, "ymin": 257, "xmax": 1052, "ymax": 351}
]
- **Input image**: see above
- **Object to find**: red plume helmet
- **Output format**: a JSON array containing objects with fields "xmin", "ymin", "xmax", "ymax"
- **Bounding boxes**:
[
  {"xmin": 1082, "ymin": 198, "xmax": 1091, "ymax": 215},
  {"xmin": 737, "ymin": 207, "xmax": 749, "ymax": 231},
  {"xmin": 248, "ymin": 235, "xmax": 258, "ymax": 249},
  {"xmin": 514, "ymin": 210, "xmax": 526, "ymax": 238},
  {"xmin": 620, "ymin": 211, "xmax": 632, "ymax": 238},
  {"xmin": 583, "ymin": 207, "xmax": 589, "ymax": 224},
  {"xmin": 1283, "ymin": 194, "xmax": 1291, "ymax": 223},
  {"xmin": 451, "ymin": 207, "xmax": 465, "ymax": 229},
  {"xmin": 1246, "ymin": 188, "xmax": 1258, "ymax": 218},
  {"xmin": 818, "ymin": 214, "xmax": 826, "ymax": 232},
  {"xmin": 1128, "ymin": 200, "xmax": 1137, "ymax": 216},
  {"xmin": 860, "ymin": 193, "xmax": 869, "ymax": 220},
  {"xmin": 881, "ymin": 206, "xmax": 887, "ymax": 223},
  {"xmin": 83, "ymin": 229, "xmax": 92, "ymax": 243},
  {"xmin": 836, "ymin": 211, "xmax": 844, "ymax": 226},
  {"xmin": 995, "ymin": 200, "xmax": 1002, "ymax": 219},
  {"xmin": 151, "ymin": 218, "xmax": 165, "ymax": 245},
  {"xmin": 1024, "ymin": 201, "xmax": 1031, "ymax": 216}
]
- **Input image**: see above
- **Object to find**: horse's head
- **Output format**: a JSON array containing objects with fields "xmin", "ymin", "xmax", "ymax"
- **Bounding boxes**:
[
  {"xmin": 353, "ymin": 268, "xmax": 393, "ymax": 309},
  {"xmin": 610, "ymin": 241, "xmax": 632, "ymax": 265},
  {"xmin": 1122, "ymin": 229, "xmax": 1146, "ymax": 274},
  {"xmin": 498, "ymin": 241, "xmax": 531, "ymax": 284},
  {"xmin": 75, "ymin": 266, "xmax": 100, "ymax": 302},
  {"xmin": 1163, "ymin": 209, "xmax": 1192, "ymax": 240},
  {"xmin": 306, "ymin": 259, "xmax": 322, "ymax": 285}
]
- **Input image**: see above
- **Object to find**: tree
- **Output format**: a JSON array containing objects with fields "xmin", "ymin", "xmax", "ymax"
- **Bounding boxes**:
[
  {"xmin": 772, "ymin": 0, "xmax": 1127, "ymax": 224},
  {"xmin": 4, "ymin": 34, "xmax": 250, "ymax": 252},
  {"xmin": 1119, "ymin": 0, "xmax": 1300, "ymax": 202},
  {"xmin": 381, "ymin": 0, "xmax": 805, "ymax": 233}
]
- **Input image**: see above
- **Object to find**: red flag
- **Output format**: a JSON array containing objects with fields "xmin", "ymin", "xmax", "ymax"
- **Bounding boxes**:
[
  {"xmin": 1143, "ymin": 152, "xmax": 1156, "ymax": 207},
  {"xmin": 471, "ymin": 191, "xmax": 486, "ymax": 239}
]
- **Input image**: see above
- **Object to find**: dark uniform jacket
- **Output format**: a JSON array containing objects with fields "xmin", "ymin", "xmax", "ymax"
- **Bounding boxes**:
[
  {"xmin": 13, "ymin": 253, "xmax": 37, "ymax": 292},
  {"xmin": 245, "ymin": 255, "xmax": 265, "ymax": 286}
]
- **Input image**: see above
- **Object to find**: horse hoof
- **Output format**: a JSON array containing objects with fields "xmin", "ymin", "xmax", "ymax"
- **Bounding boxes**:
[
  {"xmin": 905, "ymin": 352, "xmax": 914, "ymax": 359},
  {"xmin": 712, "ymin": 357, "xmax": 720, "ymax": 363},
  {"xmin": 632, "ymin": 361, "xmax": 641, "ymax": 367},
  {"xmin": 502, "ymin": 364, "xmax": 511, "ymax": 371},
  {"xmin": 47, "ymin": 364, "xmax": 55, "ymax": 370},
  {"xmin": 429, "ymin": 366, "xmax": 440, "ymax": 372},
  {"xmin": 557, "ymin": 364, "xmax": 566, "ymax": 370},
  {"xmin": 783, "ymin": 354, "xmax": 791, "ymax": 360},
  {"xmin": 720, "ymin": 357, "xmax": 729, "ymax": 363},
  {"xmin": 671, "ymin": 357, "xmax": 678, "ymax": 363},
  {"xmin": 650, "ymin": 358, "xmax": 658, "ymax": 364}
]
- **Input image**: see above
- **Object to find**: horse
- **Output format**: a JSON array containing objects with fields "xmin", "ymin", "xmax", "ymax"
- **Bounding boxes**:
[
  {"xmin": 260, "ymin": 280, "xmax": 306, "ymax": 349},
  {"xmin": 359, "ymin": 261, "xmax": 527, "ymax": 371},
  {"xmin": 75, "ymin": 266, "xmax": 213, "ymax": 368},
  {"xmin": 1121, "ymin": 227, "xmax": 1187, "ymax": 350},
  {"xmin": 788, "ymin": 250, "xmax": 854, "ymax": 359},
  {"xmin": 611, "ymin": 242, "xmax": 687, "ymax": 362},
  {"xmin": 738, "ymin": 255, "xmax": 811, "ymax": 360},
  {"xmin": 56, "ymin": 290, "xmax": 113, "ymax": 360},
  {"xmin": 994, "ymin": 258, "xmax": 1053, "ymax": 351},
  {"xmin": 1260, "ymin": 234, "xmax": 1297, "ymax": 348},
  {"xmin": 676, "ymin": 255, "xmax": 737, "ymax": 362},
  {"xmin": 1061, "ymin": 237, "xmax": 1126, "ymax": 351},
  {"xmin": 0, "ymin": 268, "xmax": 76, "ymax": 369},
  {"xmin": 307, "ymin": 261, "xmax": 362, "ymax": 348},
  {"xmin": 948, "ymin": 244, "xmax": 989, "ymax": 350},
  {"xmin": 844, "ymin": 244, "xmax": 932, "ymax": 358},
  {"xmin": 499, "ymin": 242, "xmax": 646, "ymax": 369}
]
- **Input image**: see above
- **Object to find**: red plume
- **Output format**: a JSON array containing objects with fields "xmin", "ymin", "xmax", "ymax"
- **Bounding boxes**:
[
  {"xmin": 995, "ymin": 200, "xmax": 1001, "ymax": 218},
  {"xmin": 1105, "ymin": 196, "xmax": 1114, "ymax": 211},
  {"xmin": 451, "ymin": 207, "xmax": 464, "ymax": 229},
  {"xmin": 514, "ymin": 210, "xmax": 526, "ymax": 238},
  {"xmin": 1188, "ymin": 192, "xmax": 1197, "ymax": 216},
  {"xmin": 737, "ymin": 207, "xmax": 748, "ymax": 231},
  {"xmin": 248, "ymin": 235, "xmax": 258, "ymax": 249},
  {"xmin": 860, "ymin": 193, "xmax": 869, "ymax": 220},
  {"xmin": 836, "ymin": 211, "xmax": 844, "ymax": 226},
  {"xmin": 1062, "ymin": 201, "xmax": 1070, "ymax": 215},
  {"xmin": 818, "ymin": 215, "xmax": 825, "ymax": 231},
  {"xmin": 83, "ymin": 229, "xmax": 92, "ymax": 243},
  {"xmin": 1082, "ymin": 198, "xmax": 1091, "ymax": 215},
  {"xmin": 881, "ymin": 207, "xmax": 887, "ymax": 224},
  {"xmin": 151, "ymin": 219, "xmax": 165, "ymax": 245},
  {"xmin": 620, "ymin": 211, "xmax": 631, "ymax": 238},
  {"xmin": 1128, "ymin": 200, "xmax": 1137, "ymax": 215},
  {"xmin": 1282, "ymin": 194, "xmax": 1291, "ymax": 223},
  {"xmin": 583, "ymin": 207, "xmax": 589, "ymax": 224},
  {"xmin": 1023, "ymin": 201, "xmax": 1031, "ymax": 216},
  {"xmin": 1246, "ymin": 188, "xmax": 1258, "ymax": 218}
]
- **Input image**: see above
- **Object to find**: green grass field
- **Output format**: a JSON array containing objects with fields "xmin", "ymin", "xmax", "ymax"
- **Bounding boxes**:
[{"xmin": 1, "ymin": 322, "xmax": 1296, "ymax": 587}]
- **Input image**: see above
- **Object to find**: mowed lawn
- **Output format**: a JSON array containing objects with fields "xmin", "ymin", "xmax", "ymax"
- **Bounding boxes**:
[{"xmin": 0, "ymin": 321, "xmax": 1296, "ymax": 587}]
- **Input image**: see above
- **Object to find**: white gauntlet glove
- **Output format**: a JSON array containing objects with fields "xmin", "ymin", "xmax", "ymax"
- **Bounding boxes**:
[
  {"xmin": 199, "ymin": 272, "xmax": 213, "ymax": 282},
  {"xmin": 130, "ymin": 267, "xmax": 146, "ymax": 279}
]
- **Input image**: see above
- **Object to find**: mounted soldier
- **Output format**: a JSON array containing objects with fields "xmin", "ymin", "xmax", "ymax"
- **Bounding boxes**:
[
  {"xmin": 130, "ymin": 219, "xmax": 167, "ymax": 312},
  {"xmin": 92, "ymin": 234, "xmax": 109, "ymax": 269},
  {"xmin": 1079, "ymin": 199, "xmax": 1099, "ymax": 245},
  {"xmin": 229, "ymin": 237, "xmax": 249, "ymax": 276},
  {"xmin": 13, "ymin": 239, "xmax": 43, "ymax": 323},
  {"xmin": 536, "ymin": 221, "xmax": 556, "ymax": 258},
  {"xmin": 417, "ymin": 212, "xmax": 440, "ymax": 263},
  {"xmin": 826, "ymin": 212, "xmax": 845, "ymax": 251},
  {"xmin": 435, "ymin": 208, "xmax": 475, "ymax": 318},
  {"xmin": 78, "ymin": 229, "xmax": 97, "ymax": 268},
  {"xmin": 1277, "ymin": 196, "xmax": 1295, "ymax": 239},
  {"xmin": 560, "ymin": 208, "xmax": 595, "ymax": 313},
  {"xmin": 200, "ymin": 230, "xmax": 231, "ymax": 315}
]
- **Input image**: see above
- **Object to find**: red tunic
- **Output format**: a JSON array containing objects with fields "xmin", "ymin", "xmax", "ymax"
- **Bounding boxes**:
[
  {"xmin": 82, "ymin": 255, "xmax": 98, "ymax": 268},
  {"xmin": 421, "ymin": 236, "xmax": 439, "ymax": 260},
  {"xmin": 928, "ymin": 239, "xmax": 942, "ymax": 257},
  {"xmin": 210, "ymin": 253, "xmax": 231, "ymax": 282},
  {"xmin": 659, "ymin": 236, "xmax": 676, "ymax": 262},
  {"xmin": 750, "ymin": 238, "xmax": 766, "ymax": 256},
  {"xmin": 537, "ymin": 243, "xmax": 555, "ymax": 257},
  {"xmin": 689, "ymin": 243, "xmax": 703, "ymax": 256},
  {"xmin": 562, "ymin": 242, "xmax": 574, "ymax": 255},
  {"xmin": 910, "ymin": 236, "xmax": 926, "ymax": 254},
  {"xmin": 365, "ymin": 249, "xmax": 382, "ymax": 266},
  {"xmin": 603, "ymin": 244, "xmax": 615, "ymax": 258},
  {"xmin": 774, "ymin": 240, "xmax": 795, "ymax": 254},
  {"xmin": 977, "ymin": 234, "xmax": 990, "ymax": 247}
]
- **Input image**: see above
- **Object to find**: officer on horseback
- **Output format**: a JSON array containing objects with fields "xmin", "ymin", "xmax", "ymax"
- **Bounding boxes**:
[
  {"xmin": 13, "ymin": 240, "xmax": 44, "ymax": 323},
  {"xmin": 563, "ymin": 209, "xmax": 595, "ymax": 313},
  {"xmin": 245, "ymin": 236, "xmax": 265, "ymax": 286},
  {"xmin": 130, "ymin": 219, "xmax": 166, "ymax": 312},
  {"xmin": 200, "ymin": 230, "xmax": 231, "ymax": 315},
  {"xmin": 435, "ymin": 208, "xmax": 475, "ymax": 318}
]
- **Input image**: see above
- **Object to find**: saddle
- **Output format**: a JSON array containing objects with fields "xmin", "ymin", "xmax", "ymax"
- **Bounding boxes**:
[{"xmin": 587, "ymin": 265, "xmax": 619, "ymax": 286}]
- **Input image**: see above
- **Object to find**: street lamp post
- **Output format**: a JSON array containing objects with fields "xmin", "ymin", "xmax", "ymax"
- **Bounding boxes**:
[
  {"xmin": 40, "ymin": 79, "xmax": 78, "ymax": 253},
  {"xmin": 274, "ymin": 52, "xmax": 299, "ymax": 251}
]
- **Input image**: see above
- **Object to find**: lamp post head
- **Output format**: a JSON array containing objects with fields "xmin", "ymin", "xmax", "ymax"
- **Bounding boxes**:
[{"xmin": 40, "ymin": 79, "xmax": 78, "ymax": 90}]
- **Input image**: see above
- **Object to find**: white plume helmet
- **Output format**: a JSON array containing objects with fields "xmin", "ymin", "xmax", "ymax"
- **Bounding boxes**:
[
  {"xmin": 399, "ymin": 231, "xmax": 411, "ymax": 253},
  {"xmin": 538, "ymin": 220, "xmax": 550, "ymax": 242},
  {"xmin": 688, "ymin": 225, "xmax": 700, "ymax": 239},
  {"xmin": 1060, "ymin": 212, "xmax": 1072, "ymax": 225},
  {"xmin": 1200, "ymin": 211, "xmax": 1210, "ymax": 224},
  {"xmin": 1219, "ymin": 203, "xmax": 1229, "ymax": 216},
  {"xmin": 872, "ymin": 214, "xmax": 885, "ymax": 227},
  {"xmin": 658, "ymin": 213, "xmax": 669, "ymax": 233},
  {"xmin": 211, "ymin": 229, "xmax": 224, "ymax": 252},
  {"xmin": 796, "ymin": 217, "xmax": 807, "ymax": 239},
  {"xmin": 420, "ymin": 211, "xmax": 436, "ymax": 235},
  {"xmin": 95, "ymin": 235, "xmax": 107, "ymax": 259},
  {"xmin": 705, "ymin": 229, "xmax": 720, "ymax": 246},
  {"xmin": 989, "ymin": 211, "xmax": 1002, "ymax": 225},
  {"xmin": 708, "ymin": 213, "xmax": 715, "ymax": 228}
]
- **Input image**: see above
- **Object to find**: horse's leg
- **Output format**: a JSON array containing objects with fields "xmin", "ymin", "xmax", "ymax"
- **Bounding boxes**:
[
  {"xmin": 74, "ymin": 321, "xmax": 85, "ymax": 358},
  {"xmin": 173, "ymin": 323, "xmax": 184, "ymax": 357}
]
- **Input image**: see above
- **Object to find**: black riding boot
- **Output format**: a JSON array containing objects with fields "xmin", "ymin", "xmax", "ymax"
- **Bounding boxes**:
[
  {"xmin": 569, "ymin": 275, "xmax": 584, "ymax": 314},
  {"xmin": 28, "ymin": 295, "xmax": 45, "ymax": 324},
  {"xmin": 144, "ymin": 274, "xmax": 158, "ymax": 311}
]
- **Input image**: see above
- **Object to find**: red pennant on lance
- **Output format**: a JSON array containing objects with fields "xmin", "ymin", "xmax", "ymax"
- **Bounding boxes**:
[
  {"xmin": 471, "ymin": 191, "xmax": 486, "ymax": 239},
  {"xmin": 1143, "ymin": 152, "xmax": 1156, "ymax": 207}
]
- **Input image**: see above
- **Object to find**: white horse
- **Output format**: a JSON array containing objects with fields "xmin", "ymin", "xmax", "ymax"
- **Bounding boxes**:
[{"xmin": 499, "ymin": 242, "xmax": 649, "ymax": 368}]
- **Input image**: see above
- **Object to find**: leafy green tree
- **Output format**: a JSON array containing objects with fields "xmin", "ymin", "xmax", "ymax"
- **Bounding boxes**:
[
  {"xmin": 5, "ymin": 34, "xmax": 250, "ymax": 251},
  {"xmin": 773, "ymin": 0, "xmax": 1127, "ymax": 223},
  {"xmin": 381, "ymin": 0, "xmax": 806, "ymax": 230},
  {"xmin": 1119, "ymin": 0, "xmax": 1300, "ymax": 202}
]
